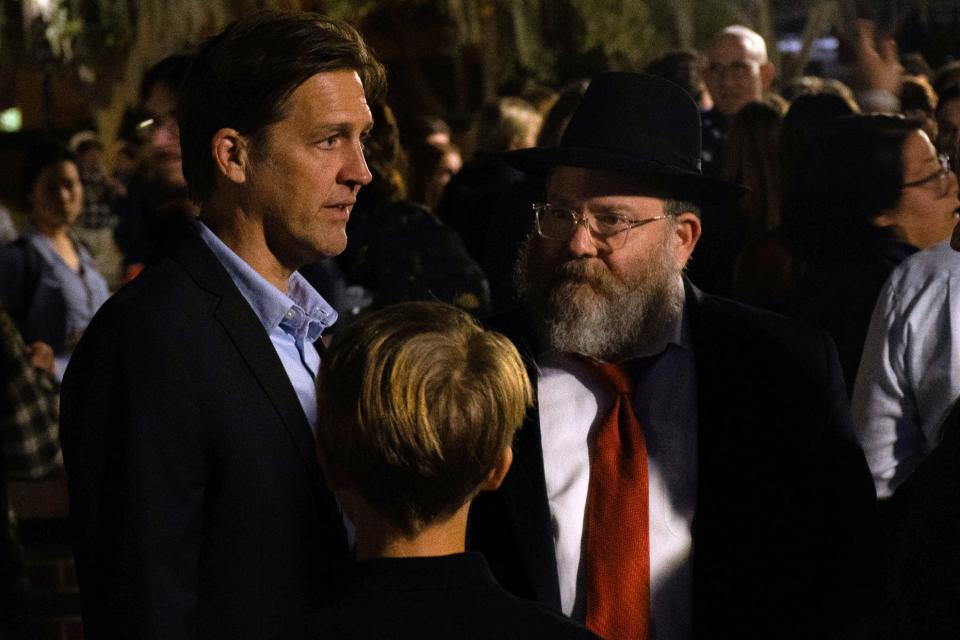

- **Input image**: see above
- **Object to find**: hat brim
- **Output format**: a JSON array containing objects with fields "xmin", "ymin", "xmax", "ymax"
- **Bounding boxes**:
[{"xmin": 503, "ymin": 146, "xmax": 747, "ymax": 205}]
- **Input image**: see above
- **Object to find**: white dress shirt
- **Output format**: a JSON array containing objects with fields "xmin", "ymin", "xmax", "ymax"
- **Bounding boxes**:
[
  {"xmin": 538, "ymin": 300, "xmax": 698, "ymax": 640},
  {"xmin": 852, "ymin": 239, "xmax": 960, "ymax": 498}
]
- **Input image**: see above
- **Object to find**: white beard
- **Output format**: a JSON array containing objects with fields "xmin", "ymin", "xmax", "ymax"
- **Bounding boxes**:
[{"xmin": 516, "ymin": 234, "xmax": 684, "ymax": 361}]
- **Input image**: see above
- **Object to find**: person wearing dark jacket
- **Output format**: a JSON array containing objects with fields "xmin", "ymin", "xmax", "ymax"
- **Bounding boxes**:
[
  {"xmin": 60, "ymin": 13, "xmax": 385, "ymax": 638},
  {"xmin": 468, "ymin": 72, "xmax": 879, "ymax": 640},
  {"xmin": 279, "ymin": 301, "xmax": 596, "ymax": 639},
  {"xmin": 435, "ymin": 97, "xmax": 543, "ymax": 315},
  {"xmin": 783, "ymin": 114, "xmax": 958, "ymax": 392}
]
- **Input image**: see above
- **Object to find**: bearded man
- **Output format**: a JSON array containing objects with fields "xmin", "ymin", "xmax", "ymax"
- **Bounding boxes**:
[{"xmin": 468, "ymin": 72, "xmax": 880, "ymax": 640}]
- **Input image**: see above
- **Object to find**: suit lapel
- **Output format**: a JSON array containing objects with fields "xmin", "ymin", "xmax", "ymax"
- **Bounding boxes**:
[
  {"xmin": 684, "ymin": 280, "xmax": 781, "ymax": 632},
  {"xmin": 492, "ymin": 310, "xmax": 563, "ymax": 608},
  {"xmin": 174, "ymin": 231, "xmax": 325, "ymax": 495}
]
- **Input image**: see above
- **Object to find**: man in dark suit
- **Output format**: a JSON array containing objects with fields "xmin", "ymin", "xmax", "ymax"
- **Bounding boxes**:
[
  {"xmin": 59, "ymin": 11, "xmax": 384, "ymax": 639},
  {"xmin": 468, "ymin": 72, "xmax": 879, "ymax": 640}
]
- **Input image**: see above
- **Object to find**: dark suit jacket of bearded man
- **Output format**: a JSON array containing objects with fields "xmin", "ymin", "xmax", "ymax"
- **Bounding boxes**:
[
  {"xmin": 468, "ymin": 279, "xmax": 880, "ymax": 639},
  {"xmin": 59, "ymin": 225, "xmax": 349, "ymax": 639}
]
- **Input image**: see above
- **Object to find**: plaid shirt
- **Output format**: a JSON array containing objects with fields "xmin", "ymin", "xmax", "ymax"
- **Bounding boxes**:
[{"xmin": 1, "ymin": 307, "xmax": 61, "ymax": 479}]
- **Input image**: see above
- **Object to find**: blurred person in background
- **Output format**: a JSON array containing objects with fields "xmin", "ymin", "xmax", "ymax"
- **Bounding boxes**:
[
  {"xmin": 535, "ymin": 79, "xmax": 589, "ymax": 149},
  {"xmin": 783, "ymin": 114, "xmax": 958, "ymax": 393},
  {"xmin": 722, "ymin": 101, "xmax": 783, "ymax": 237},
  {"xmin": 899, "ymin": 75, "xmax": 939, "ymax": 141},
  {"xmin": 734, "ymin": 92, "xmax": 858, "ymax": 311},
  {"xmin": 0, "ymin": 141, "xmax": 110, "ymax": 381},
  {"xmin": 69, "ymin": 131, "xmax": 126, "ymax": 289},
  {"xmin": 689, "ymin": 26, "xmax": 776, "ymax": 296},
  {"xmin": 407, "ymin": 140, "xmax": 462, "ymax": 213},
  {"xmin": 646, "ymin": 49, "xmax": 713, "ymax": 112},
  {"xmin": 700, "ymin": 25, "xmax": 775, "ymax": 177},
  {"xmin": 437, "ymin": 96, "xmax": 543, "ymax": 314},
  {"xmin": 690, "ymin": 100, "xmax": 784, "ymax": 297},
  {"xmin": 780, "ymin": 75, "xmax": 857, "ymax": 104},
  {"xmin": 0, "ymin": 203, "xmax": 15, "ymax": 245},
  {"xmin": 934, "ymin": 80, "xmax": 960, "ymax": 166},
  {"xmin": 114, "ymin": 53, "xmax": 198, "ymax": 280},
  {"xmin": 332, "ymin": 100, "xmax": 489, "ymax": 318},
  {"xmin": 853, "ymin": 238, "xmax": 960, "ymax": 501},
  {"xmin": 0, "ymin": 306, "xmax": 61, "ymax": 639},
  {"xmin": 901, "ymin": 52, "xmax": 933, "ymax": 83},
  {"xmin": 403, "ymin": 114, "xmax": 452, "ymax": 147}
]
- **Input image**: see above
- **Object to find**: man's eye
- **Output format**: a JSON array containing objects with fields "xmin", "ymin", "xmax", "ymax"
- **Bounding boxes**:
[
  {"xmin": 318, "ymin": 135, "xmax": 339, "ymax": 149},
  {"xmin": 595, "ymin": 214, "xmax": 625, "ymax": 227}
]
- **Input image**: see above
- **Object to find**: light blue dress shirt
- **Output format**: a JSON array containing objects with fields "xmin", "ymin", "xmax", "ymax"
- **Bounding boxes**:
[{"xmin": 197, "ymin": 221, "xmax": 336, "ymax": 432}]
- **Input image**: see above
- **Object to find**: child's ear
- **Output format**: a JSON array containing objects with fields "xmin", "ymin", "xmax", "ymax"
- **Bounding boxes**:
[{"xmin": 480, "ymin": 447, "xmax": 513, "ymax": 492}]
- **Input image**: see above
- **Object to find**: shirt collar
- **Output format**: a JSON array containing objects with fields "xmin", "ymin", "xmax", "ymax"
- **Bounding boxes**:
[
  {"xmin": 196, "ymin": 220, "xmax": 337, "ymax": 341},
  {"xmin": 26, "ymin": 227, "xmax": 98, "ymax": 272}
]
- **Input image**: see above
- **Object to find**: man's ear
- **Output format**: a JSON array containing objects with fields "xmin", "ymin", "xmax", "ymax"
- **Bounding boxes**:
[
  {"xmin": 480, "ymin": 447, "xmax": 513, "ymax": 492},
  {"xmin": 760, "ymin": 62, "xmax": 776, "ymax": 92},
  {"xmin": 211, "ymin": 128, "xmax": 248, "ymax": 186},
  {"xmin": 673, "ymin": 211, "xmax": 702, "ymax": 269}
]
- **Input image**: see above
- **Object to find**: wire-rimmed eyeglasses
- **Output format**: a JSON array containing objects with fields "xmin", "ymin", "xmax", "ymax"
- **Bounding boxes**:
[
  {"xmin": 135, "ymin": 111, "xmax": 179, "ymax": 141},
  {"xmin": 532, "ymin": 202, "xmax": 669, "ymax": 249},
  {"xmin": 901, "ymin": 154, "xmax": 955, "ymax": 198}
]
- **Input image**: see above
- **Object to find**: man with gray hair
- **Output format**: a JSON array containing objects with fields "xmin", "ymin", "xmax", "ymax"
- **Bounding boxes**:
[
  {"xmin": 469, "ymin": 72, "xmax": 878, "ymax": 640},
  {"xmin": 700, "ymin": 24, "xmax": 776, "ymax": 176}
]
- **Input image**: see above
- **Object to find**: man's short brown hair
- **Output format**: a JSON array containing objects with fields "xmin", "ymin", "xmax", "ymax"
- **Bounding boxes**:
[
  {"xmin": 317, "ymin": 301, "xmax": 532, "ymax": 536},
  {"xmin": 179, "ymin": 10, "xmax": 386, "ymax": 202}
]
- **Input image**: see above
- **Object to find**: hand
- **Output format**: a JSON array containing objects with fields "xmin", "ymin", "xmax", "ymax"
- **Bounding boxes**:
[
  {"xmin": 853, "ymin": 19, "xmax": 903, "ymax": 94},
  {"xmin": 26, "ymin": 341, "xmax": 55, "ymax": 373}
]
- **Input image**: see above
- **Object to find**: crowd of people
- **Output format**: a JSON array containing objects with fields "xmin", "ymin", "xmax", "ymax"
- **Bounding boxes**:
[{"xmin": 1, "ymin": 8, "xmax": 959, "ymax": 639}]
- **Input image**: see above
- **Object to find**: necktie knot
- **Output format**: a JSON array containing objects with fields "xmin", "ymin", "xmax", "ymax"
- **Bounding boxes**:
[{"xmin": 584, "ymin": 358, "xmax": 633, "ymax": 395}]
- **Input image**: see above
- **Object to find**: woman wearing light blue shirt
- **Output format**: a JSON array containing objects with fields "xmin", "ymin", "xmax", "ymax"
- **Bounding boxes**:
[{"xmin": 0, "ymin": 142, "xmax": 110, "ymax": 380}]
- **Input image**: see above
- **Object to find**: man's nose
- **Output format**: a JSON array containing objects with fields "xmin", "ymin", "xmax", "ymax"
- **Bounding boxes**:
[
  {"xmin": 566, "ymin": 218, "xmax": 598, "ymax": 257},
  {"xmin": 152, "ymin": 123, "xmax": 179, "ymax": 147},
  {"xmin": 341, "ymin": 142, "xmax": 373, "ymax": 187}
]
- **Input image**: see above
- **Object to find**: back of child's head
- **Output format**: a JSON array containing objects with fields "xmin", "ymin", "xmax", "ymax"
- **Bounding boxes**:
[{"xmin": 317, "ymin": 301, "xmax": 532, "ymax": 536}]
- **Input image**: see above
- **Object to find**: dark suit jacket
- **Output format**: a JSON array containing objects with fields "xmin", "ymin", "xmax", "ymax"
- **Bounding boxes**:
[
  {"xmin": 469, "ymin": 282, "xmax": 880, "ymax": 639},
  {"xmin": 276, "ymin": 553, "xmax": 598, "ymax": 640},
  {"xmin": 861, "ymin": 398, "xmax": 960, "ymax": 638},
  {"xmin": 60, "ymin": 228, "xmax": 349, "ymax": 639}
]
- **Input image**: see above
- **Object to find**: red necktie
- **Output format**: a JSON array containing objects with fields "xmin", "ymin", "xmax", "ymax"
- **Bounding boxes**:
[{"xmin": 581, "ymin": 359, "xmax": 650, "ymax": 640}]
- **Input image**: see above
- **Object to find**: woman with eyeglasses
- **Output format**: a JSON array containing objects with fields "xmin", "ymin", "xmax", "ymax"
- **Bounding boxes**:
[
  {"xmin": 0, "ymin": 141, "xmax": 111, "ymax": 380},
  {"xmin": 781, "ymin": 114, "xmax": 959, "ymax": 394}
]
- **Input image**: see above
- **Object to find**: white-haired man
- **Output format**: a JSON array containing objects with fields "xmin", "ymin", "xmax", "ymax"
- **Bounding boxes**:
[{"xmin": 700, "ymin": 25, "xmax": 775, "ymax": 176}]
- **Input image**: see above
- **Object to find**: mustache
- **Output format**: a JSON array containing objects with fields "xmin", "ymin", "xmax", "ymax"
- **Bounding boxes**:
[
  {"xmin": 152, "ymin": 150, "xmax": 182, "ymax": 162},
  {"xmin": 549, "ymin": 258, "xmax": 623, "ymax": 296},
  {"xmin": 552, "ymin": 258, "xmax": 609, "ymax": 282}
]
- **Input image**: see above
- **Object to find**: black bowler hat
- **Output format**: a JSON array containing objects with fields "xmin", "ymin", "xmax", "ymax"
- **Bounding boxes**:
[{"xmin": 506, "ymin": 71, "xmax": 746, "ymax": 204}]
